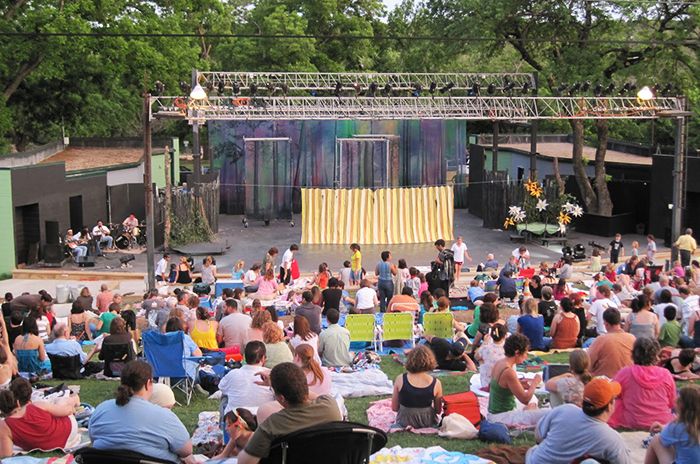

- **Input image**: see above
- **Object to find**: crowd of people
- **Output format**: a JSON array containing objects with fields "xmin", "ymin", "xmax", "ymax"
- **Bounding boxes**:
[{"xmin": 0, "ymin": 232, "xmax": 697, "ymax": 463}]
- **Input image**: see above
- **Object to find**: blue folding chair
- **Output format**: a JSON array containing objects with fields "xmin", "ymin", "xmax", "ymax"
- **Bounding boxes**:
[{"xmin": 143, "ymin": 331, "xmax": 201, "ymax": 405}]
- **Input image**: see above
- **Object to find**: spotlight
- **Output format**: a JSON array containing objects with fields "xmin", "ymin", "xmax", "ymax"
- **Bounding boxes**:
[
  {"xmin": 487, "ymin": 83, "xmax": 496, "ymax": 95},
  {"xmin": 352, "ymin": 82, "xmax": 362, "ymax": 94},
  {"xmin": 232, "ymin": 82, "xmax": 241, "ymax": 94},
  {"xmin": 154, "ymin": 80, "xmax": 165, "ymax": 96},
  {"xmin": 368, "ymin": 82, "xmax": 378, "ymax": 97},
  {"xmin": 628, "ymin": 83, "xmax": 637, "ymax": 92},
  {"xmin": 637, "ymin": 86, "xmax": 655, "ymax": 101},
  {"xmin": 661, "ymin": 83, "xmax": 674, "ymax": 97},
  {"xmin": 412, "ymin": 83, "xmax": 422, "ymax": 97},
  {"xmin": 309, "ymin": 84, "xmax": 318, "ymax": 97},
  {"xmin": 471, "ymin": 83, "xmax": 481, "ymax": 96},
  {"xmin": 593, "ymin": 82, "xmax": 603, "ymax": 96},
  {"xmin": 217, "ymin": 81, "xmax": 225, "ymax": 95},
  {"xmin": 383, "ymin": 83, "xmax": 392, "ymax": 95},
  {"xmin": 266, "ymin": 82, "xmax": 275, "ymax": 93},
  {"xmin": 335, "ymin": 81, "xmax": 343, "ymax": 97},
  {"xmin": 439, "ymin": 82, "xmax": 454, "ymax": 93},
  {"xmin": 206, "ymin": 81, "xmax": 214, "ymax": 93},
  {"xmin": 279, "ymin": 83, "xmax": 289, "ymax": 95},
  {"xmin": 429, "ymin": 82, "xmax": 437, "ymax": 94},
  {"xmin": 568, "ymin": 82, "xmax": 581, "ymax": 95},
  {"xmin": 581, "ymin": 81, "xmax": 591, "ymax": 92},
  {"xmin": 179, "ymin": 81, "xmax": 191, "ymax": 95},
  {"xmin": 557, "ymin": 83, "xmax": 568, "ymax": 95},
  {"xmin": 521, "ymin": 82, "xmax": 530, "ymax": 95},
  {"xmin": 605, "ymin": 83, "xmax": 615, "ymax": 95},
  {"xmin": 619, "ymin": 82, "xmax": 632, "ymax": 95},
  {"xmin": 249, "ymin": 83, "xmax": 258, "ymax": 96}
]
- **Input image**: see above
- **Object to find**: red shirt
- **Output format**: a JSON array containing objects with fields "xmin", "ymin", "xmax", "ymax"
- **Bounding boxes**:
[
  {"xmin": 95, "ymin": 291, "xmax": 114, "ymax": 313},
  {"xmin": 5, "ymin": 404, "xmax": 72, "ymax": 451}
]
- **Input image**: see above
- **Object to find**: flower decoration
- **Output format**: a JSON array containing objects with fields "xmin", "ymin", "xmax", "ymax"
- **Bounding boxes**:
[
  {"xmin": 562, "ymin": 202, "xmax": 575, "ymax": 213},
  {"xmin": 570, "ymin": 205, "xmax": 584, "ymax": 217},
  {"xmin": 558, "ymin": 211, "xmax": 572, "ymax": 225},
  {"xmin": 524, "ymin": 179, "xmax": 543, "ymax": 198},
  {"xmin": 535, "ymin": 198, "xmax": 549, "ymax": 212},
  {"xmin": 558, "ymin": 223, "xmax": 567, "ymax": 234},
  {"xmin": 508, "ymin": 206, "xmax": 526, "ymax": 223},
  {"xmin": 504, "ymin": 217, "xmax": 515, "ymax": 229}
]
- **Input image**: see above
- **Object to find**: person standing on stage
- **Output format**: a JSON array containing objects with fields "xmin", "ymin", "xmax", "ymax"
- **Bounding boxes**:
[
  {"xmin": 279, "ymin": 245, "xmax": 298, "ymax": 285},
  {"xmin": 432, "ymin": 239, "xmax": 455, "ymax": 293},
  {"xmin": 450, "ymin": 236, "xmax": 472, "ymax": 283},
  {"xmin": 674, "ymin": 228, "xmax": 697, "ymax": 268}
]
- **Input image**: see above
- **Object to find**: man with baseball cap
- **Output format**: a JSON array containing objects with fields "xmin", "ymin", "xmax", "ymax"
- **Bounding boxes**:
[{"xmin": 526, "ymin": 377, "xmax": 632, "ymax": 464}]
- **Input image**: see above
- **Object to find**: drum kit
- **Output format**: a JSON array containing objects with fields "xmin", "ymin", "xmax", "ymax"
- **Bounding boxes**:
[{"xmin": 113, "ymin": 222, "xmax": 147, "ymax": 250}]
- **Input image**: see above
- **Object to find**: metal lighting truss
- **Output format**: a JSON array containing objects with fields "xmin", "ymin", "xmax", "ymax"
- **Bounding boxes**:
[
  {"xmin": 150, "ymin": 95, "xmax": 683, "ymax": 121},
  {"xmin": 196, "ymin": 71, "xmax": 536, "ymax": 94}
]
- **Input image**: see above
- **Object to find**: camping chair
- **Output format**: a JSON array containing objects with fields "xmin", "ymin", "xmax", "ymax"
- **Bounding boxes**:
[
  {"xmin": 422, "ymin": 312, "xmax": 454, "ymax": 339},
  {"xmin": 345, "ymin": 314, "xmax": 379, "ymax": 351},
  {"xmin": 260, "ymin": 421, "xmax": 387, "ymax": 464},
  {"xmin": 74, "ymin": 447, "xmax": 173, "ymax": 464},
  {"xmin": 143, "ymin": 331, "xmax": 202, "ymax": 405},
  {"xmin": 380, "ymin": 312, "xmax": 415, "ymax": 348},
  {"xmin": 47, "ymin": 354, "xmax": 82, "ymax": 380}
]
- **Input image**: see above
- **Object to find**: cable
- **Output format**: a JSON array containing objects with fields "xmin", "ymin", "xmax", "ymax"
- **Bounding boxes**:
[{"xmin": 0, "ymin": 31, "xmax": 696, "ymax": 46}]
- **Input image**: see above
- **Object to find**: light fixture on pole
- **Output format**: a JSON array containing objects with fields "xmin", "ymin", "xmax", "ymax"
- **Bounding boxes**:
[
  {"xmin": 637, "ymin": 86, "xmax": 655, "ymax": 102},
  {"xmin": 190, "ymin": 83, "xmax": 207, "ymax": 100}
]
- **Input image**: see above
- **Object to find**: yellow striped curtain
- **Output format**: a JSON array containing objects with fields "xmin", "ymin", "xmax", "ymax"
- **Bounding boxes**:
[{"xmin": 301, "ymin": 186, "xmax": 454, "ymax": 245}]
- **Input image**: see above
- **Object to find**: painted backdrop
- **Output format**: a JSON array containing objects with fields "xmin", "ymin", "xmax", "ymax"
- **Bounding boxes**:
[{"xmin": 208, "ymin": 119, "xmax": 466, "ymax": 217}]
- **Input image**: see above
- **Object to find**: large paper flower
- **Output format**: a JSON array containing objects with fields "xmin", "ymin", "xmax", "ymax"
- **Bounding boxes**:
[
  {"xmin": 558, "ymin": 223, "xmax": 567, "ymax": 234},
  {"xmin": 508, "ymin": 206, "xmax": 523, "ymax": 217},
  {"xmin": 558, "ymin": 212, "xmax": 572, "ymax": 225},
  {"xmin": 504, "ymin": 217, "xmax": 515, "ymax": 229},
  {"xmin": 562, "ymin": 202, "xmax": 575, "ymax": 213},
  {"xmin": 571, "ymin": 205, "xmax": 584, "ymax": 217},
  {"xmin": 536, "ymin": 198, "xmax": 549, "ymax": 212}
]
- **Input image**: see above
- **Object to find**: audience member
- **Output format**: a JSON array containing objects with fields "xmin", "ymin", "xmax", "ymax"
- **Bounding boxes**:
[
  {"xmin": 588, "ymin": 308, "xmax": 635, "ymax": 378},
  {"xmin": 391, "ymin": 346, "xmax": 442, "ymax": 429},
  {"xmin": 518, "ymin": 298, "xmax": 547, "ymax": 351},
  {"xmin": 475, "ymin": 323, "xmax": 507, "ymax": 388},
  {"xmin": 321, "ymin": 278, "xmax": 343, "ymax": 314},
  {"xmin": 588, "ymin": 285, "xmax": 618, "ymax": 336},
  {"xmin": 218, "ymin": 341, "xmax": 274, "ymax": 411},
  {"xmin": 295, "ymin": 291, "xmax": 322, "ymax": 334},
  {"xmin": 354, "ymin": 279, "xmax": 379, "ymax": 314},
  {"xmin": 218, "ymin": 299, "xmax": 252, "ymax": 349},
  {"xmin": 659, "ymin": 305, "xmax": 682, "ymax": 348},
  {"xmin": 318, "ymin": 309, "xmax": 352, "ymax": 367},
  {"xmin": 294, "ymin": 344, "xmax": 331, "ymax": 396},
  {"xmin": 625, "ymin": 294, "xmax": 659, "ymax": 340},
  {"xmin": 644, "ymin": 385, "xmax": 700, "ymax": 464},
  {"xmin": 550, "ymin": 297, "xmax": 580, "ymax": 349},
  {"xmin": 289, "ymin": 316, "xmax": 319, "ymax": 362},
  {"xmin": 545, "ymin": 349, "xmax": 592, "ymax": 407},
  {"xmin": 13, "ymin": 317, "xmax": 50, "ymax": 374},
  {"xmin": 262, "ymin": 322, "xmax": 293, "ymax": 369}
]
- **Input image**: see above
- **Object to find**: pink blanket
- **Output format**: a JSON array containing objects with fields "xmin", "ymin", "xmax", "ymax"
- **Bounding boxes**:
[{"xmin": 367, "ymin": 398, "xmax": 439, "ymax": 434}]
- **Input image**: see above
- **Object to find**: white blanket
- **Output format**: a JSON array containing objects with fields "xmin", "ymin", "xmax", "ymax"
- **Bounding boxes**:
[{"xmin": 330, "ymin": 369, "xmax": 393, "ymax": 398}]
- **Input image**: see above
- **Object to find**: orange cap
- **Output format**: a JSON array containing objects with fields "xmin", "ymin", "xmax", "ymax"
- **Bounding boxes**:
[{"xmin": 583, "ymin": 377, "xmax": 622, "ymax": 409}]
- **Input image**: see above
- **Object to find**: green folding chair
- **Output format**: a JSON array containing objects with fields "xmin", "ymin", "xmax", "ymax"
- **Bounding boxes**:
[
  {"xmin": 422, "ymin": 312, "xmax": 454, "ymax": 339},
  {"xmin": 345, "ymin": 314, "xmax": 379, "ymax": 351},
  {"xmin": 381, "ymin": 312, "xmax": 415, "ymax": 348}
]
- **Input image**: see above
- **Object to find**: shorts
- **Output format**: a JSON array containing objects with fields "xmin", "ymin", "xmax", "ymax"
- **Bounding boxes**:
[
  {"xmin": 454, "ymin": 261, "xmax": 463, "ymax": 266},
  {"xmin": 350, "ymin": 270, "xmax": 363, "ymax": 281}
]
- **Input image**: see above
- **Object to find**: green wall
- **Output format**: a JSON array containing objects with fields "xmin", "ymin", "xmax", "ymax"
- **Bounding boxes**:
[
  {"xmin": 151, "ymin": 153, "xmax": 166, "ymax": 188},
  {"xmin": 171, "ymin": 137, "xmax": 180, "ymax": 185},
  {"xmin": 0, "ymin": 170, "xmax": 16, "ymax": 276},
  {"xmin": 483, "ymin": 149, "xmax": 513, "ymax": 172}
]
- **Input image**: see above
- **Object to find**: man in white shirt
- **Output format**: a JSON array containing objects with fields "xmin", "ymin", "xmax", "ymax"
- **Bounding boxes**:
[
  {"xmin": 450, "ymin": 236, "xmax": 472, "ymax": 283},
  {"xmin": 218, "ymin": 341, "xmax": 274, "ymax": 412},
  {"xmin": 217, "ymin": 299, "xmax": 252, "ymax": 348},
  {"xmin": 354, "ymin": 279, "xmax": 379, "ymax": 314},
  {"xmin": 512, "ymin": 246, "xmax": 530, "ymax": 268},
  {"xmin": 155, "ymin": 253, "xmax": 170, "ymax": 282},
  {"xmin": 279, "ymin": 244, "xmax": 298, "ymax": 285},
  {"xmin": 92, "ymin": 220, "xmax": 113, "ymax": 255},
  {"xmin": 678, "ymin": 285, "xmax": 700, "ymax": 335},
  {"xmin": 587, "ymin": 285, "xmax": 618, "ymax": 335}
]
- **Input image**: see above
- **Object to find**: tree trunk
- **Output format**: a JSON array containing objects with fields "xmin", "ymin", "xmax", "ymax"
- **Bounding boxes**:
[
  {"xmin": 164, "ymin": 145, "xmax": 172, "ymax": 249},
  {"xmin": 570, "ymin": 120, "xmax": 598, "ymax": 212},
  {"xmin": 3, "ymin": 55, "xmax": 44, "ymax": 100},
  {"xmin": 593, "ymin": 120, "xmax": 614, "ymax": 216},
  {"xmin": 552, "ymin": 155, "xmax": 565, "ymax": 195}
]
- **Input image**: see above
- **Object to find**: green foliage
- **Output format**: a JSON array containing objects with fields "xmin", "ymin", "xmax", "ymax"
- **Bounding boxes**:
[{"xmin": 169, "ymin": 201, "xmax": 214, "ymax": 247}]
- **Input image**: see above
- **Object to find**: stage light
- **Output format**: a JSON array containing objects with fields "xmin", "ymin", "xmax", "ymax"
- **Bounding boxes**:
[
  {"xmin": 383, "ymin": 83, "xmax": 392, "ymax": 95},
  {"xmin": 154, "ymin": 80, "xmax": 165, "ymax": 96},
  {"xmin": 206, "ymin": 81, "xmax": 214, "ymax": 93},
  {"xmin": 179, "ymin": 81, "xmax": 191, "ymax": 95},
  {"xmin": 352, "ymin": 82, "xmax": 362, "ymax": 94},
  {"xmin": 637, "ymin": 86, "xmax": 654, "ymax": 101},
  {"xmin": 661, "ymin": 83, "xmax": 674, "ymax": 96},
  {"xmin": 232, "ymin": 82, "xmax": 241, "ymax": 94},
  {"xmin": 472, "ymin": 83, "xmax": 481, "ymax": 96},
  {"xmin": 368, "ymin": 82, "xmax": 378, "ymax": 97},
  {"xmin": 412, "ymin": 83, "xmax": 422, "ymax": 97},
  {"xmin": 190, "ymin": 83, "xmax": 207, "ymax": 100},
  {"xmin": 335, "ymin": 81, "xmax": 343, "ymax": 97},
  {"xmin": 619, "ymin": 82, "xmax": 631, "ymax": 95},
  {"xmin": 581, "ymin": 81, "xmax": 591, "ymax": 92},
  {"xmin": 568, "ymin": 82, "xmax": 581, "ymax": 95},
  {"xmin": 279, "ymin": 83, "xmax": 289, "ymax": 95},
  {"xmin": 266, "ymin": 82, "xmax": 275, "ymax": 94},
  {"xmin": 309, "ymin": 84, "xmax": 318, "ymax": 97},
  {"xmin": 521, "ymin": 82, "xmax": 530, "ymax": 95},
  {"xmin": 557, "ymin": 83, "xmax": 567, "ymax": 95},
  {"xmin": 429, "ymin": 82, "xmax": 437, "ymax": 94},
  {"xmin": 593, "ymin": 83, "xmax": 603, "ymax": 96},
  {"xmin": 487, "ymin": 83, "xmax": 496, "ymax": 95},
  {"xmin": 605, "ymin": 83, "xmax": 615, "ymax": 95},
  {"xmin": 439, "ymin": 82, "xmax": 454, "ymax": 93},
  {"xmin": 217, "ymin": 81, "xmax": 225, "ymax": 95},
  {"xmin": 249, "ymin": 83, "xmax": 258, "ymax": 96}
]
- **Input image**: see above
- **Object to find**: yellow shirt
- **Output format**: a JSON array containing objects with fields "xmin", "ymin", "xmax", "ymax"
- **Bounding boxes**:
[
  {"xmin": 190, "ymin": 321, "xmax": 218, "ymax": 350},
  {"xmin": 675, "ymin": 234, "xmax": 697, "ymax": 252},
  {"xmin": 351, "ymin": 250, "xmax": 362, "ymax": 271}
]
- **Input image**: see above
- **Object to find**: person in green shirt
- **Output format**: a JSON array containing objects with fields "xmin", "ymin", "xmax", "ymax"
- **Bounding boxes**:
[
  {"xmin": 658, "ymin": 305, "xmax": 682, "ymax": 348},
  {"xmin": 98, "ymin": 303, "xmax": 120, "ymax": 335},
  {"xmin": 467, "ymin": 292, "xmax": 498, "ymax": 338}
]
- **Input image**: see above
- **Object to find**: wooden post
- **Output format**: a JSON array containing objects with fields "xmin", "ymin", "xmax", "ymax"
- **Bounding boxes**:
[
  {"xmin": 164, "ymin": 145, "xmax": 172, "ymax": 250},
  {"xmin": 143, "ymin": 93, "xmax": 155, "ymax": 289}
]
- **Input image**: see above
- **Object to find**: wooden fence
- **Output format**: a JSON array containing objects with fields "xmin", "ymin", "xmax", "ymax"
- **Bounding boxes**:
[
  {"xmin": 155, "ymin": 176, "xmax": 220, "ymax": 244},
  {"xmin": 481, "ymin": 172, "xmax": 560, "ymax": 229}
]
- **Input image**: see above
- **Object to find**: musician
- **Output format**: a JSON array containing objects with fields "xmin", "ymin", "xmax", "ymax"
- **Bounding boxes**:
[
  {"xmin": 92, "ymin": 220, "xmax": 113, "ymax": 255},
  {"xmin": 65, "ymin": 229, "xmax": 88, "ymax": 258},
  {"xmin": 122, "ymin": 214, "xmax": 139, "ymax": 233},
  {"xmin": 74, "ymin": 227, "xmax": 96, "ymax": 256}
]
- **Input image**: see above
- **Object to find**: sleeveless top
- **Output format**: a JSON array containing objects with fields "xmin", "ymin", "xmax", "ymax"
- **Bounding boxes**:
[
  {"xmin": 398, "ymin": 373, "xmax": 437, "ymax": 408},
  {"xmin": 552, "ymin": 314, "xmax": 579, "ymax": 349},
  {"xmin": 378, "ymin": 261, "xmax": 392, "ymax": 281},
  {"xmin": 629, "ymin": 312, "xmax": 655, "ymax": 340},
  {"xmin": 177, "ymin": 264, "xmax": 192, "ymax": 284},
  {"xmin": 201, "ymin": 265, "xmax": 216, "ymax": 285},
  {"xmin": 488, "ymin": 366, "xmax": 516, "ymax": 414},
  {"xmin": 190, "ymin": 321, "xmax": 218, "ymax": 350},
  {"xmin": 70, "ymin": 321, "xmax": 86, "ymax": 340},
  {"xmin": 5, "ymin": 404, "xmax": 72, "ymax": 451}
]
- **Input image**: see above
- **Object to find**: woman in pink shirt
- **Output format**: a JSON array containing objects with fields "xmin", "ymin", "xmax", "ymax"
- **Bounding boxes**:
[{"xmin": 608, "ymin": 337, "xmax": 676, "ymax": 429}]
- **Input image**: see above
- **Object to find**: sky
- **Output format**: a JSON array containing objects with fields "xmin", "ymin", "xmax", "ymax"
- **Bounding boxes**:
[{"xmin": 383, "ymin": 0, "xmax": 401, "ymax": 11}]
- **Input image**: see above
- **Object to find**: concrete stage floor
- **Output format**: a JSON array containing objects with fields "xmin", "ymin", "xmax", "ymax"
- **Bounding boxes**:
[{"xmin": 22, "ymin": 210, "xmax": 663, "ymax": 277}]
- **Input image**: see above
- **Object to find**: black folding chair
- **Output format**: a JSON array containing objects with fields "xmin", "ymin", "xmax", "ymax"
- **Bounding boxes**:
[
  {"xmin": 74, "ymin": 447, "xmax": 174, "ymax": 464},
  {"xmin": 260, "ymin": 421, "xmax": 387, "ymax": 464},
  {"xmin": 47, "ymin": 354, "xmax": 82, "ymax": 380}
]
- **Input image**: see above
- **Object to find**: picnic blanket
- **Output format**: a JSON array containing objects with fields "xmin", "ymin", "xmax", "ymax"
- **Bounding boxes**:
[
  {"xmin": 620, "ymin": 431, "xmax": 650, "ymax": 463},
  {"xmin": 330, "ymin": 368, "xmax": 393, "ymax": 398},
  {"xmin": 371, "ymin": 445, "xmax": 494, "ymax": 464},
  {"xmin": 11, "ymin": 428, "xmax": 90, "ymax": 456},
  {"xmin": 366, "ymin": 398, "xmax": 439, "ymax": 434}
]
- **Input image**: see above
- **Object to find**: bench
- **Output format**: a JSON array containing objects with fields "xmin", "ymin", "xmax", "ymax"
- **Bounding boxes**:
[
  {"xmin": 509, "ymin": 233, "xmax": 526, "ymax": 243},
  {"xmin": 541, "ymin": 236, "xmax": 568, "ymax": 247}
]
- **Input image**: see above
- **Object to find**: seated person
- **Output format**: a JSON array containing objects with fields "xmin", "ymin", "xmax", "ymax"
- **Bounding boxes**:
[
  {"xmin": 391, "ymin": 346, "xmax": 442, "ymax": 429},
  {"xmin": 13, "ymin": 317, "xmax": 50, "ymax": 374},
  {"xmin": 0, "ymin": 378, "xmax": 80, "ymax": 456},
  {"xmin": 644, "ymin": 385, "xmax": 700, "ymax": 464},
  {"xmin": 467, "ymin": 292, "xmax": 498, "ymax": 338},
  {"xmin": 661, "ymin": 348, "xmax": 700, "ymax": 379},
  {"xmin": 526, "ymin": 377, "xmax": 632, "ymax": 464},
  {"xmin": 164, "ymin": 318, "xmax": 202, "ymax": 379},
  {"xmin": 658, "ymin": 305, "xmax": 682, "ymax": 348},
  {"xmin": 588, "ymin": 308, "xmax": 635, "ymax": 378},
  {"xmin": 424, "ymin": 334, "xmax": 476, "ymax": 372},
  {"xmin": 517, "ymin": 298, "xmax": 547, "ymax": 351},
  {"xmin": 294, "ymin": 344, "xmax": 331, "ymax": 396},
  {"xmin": 387, "ymin": 287, "xmax": 419, "ymax": 312},
  {"xmin": 213, "ymin": 408, "xmax": 258, "ymax": 460},
  {"xmin": 478, "ymin": 253, "xmax": 499, "ymax": 272},
  {"xmin": 236, "ymin": 363, "xmax": 342, "ymax": 464},
  {"xmin": 544, "ymin": 349, "xmax": 592, "ymax": 407},
  {"xmin": 89, "ymin": 317, "xmax": 137, "ymax": 377},
  {"xmin": 468, "ymin": 280, "xmax": 485, "ymax": 303},
  {"xmin": 609, "ymin": 337, "xmax": 676, "ymax": 430},
  {"xmin": 262, "ymin": 322, "xmax": 293, "ymax": 369},
  {"xmin": 496, "ymin": 270, "xmax": 517, "ymax": 300},
  {"xmin": 89, "ymin": 360, "xmax": 194, "ymax": 463},
  {"xmin": 470, "ymin": 302, "xmax": 502, "ymax": 352},
  {"xmin": 475, "ymin": 323, "xmax": 506, "ymax": 390},
  {"xmin": 252, "ymin": 269, "xmax": 281, "ymax": 301},
  {"xmin": 65, "ymin": 229, "xmax": 87, "ymax": 258},
  {"xmin": 45, "ymin": 323, "xmax": 103, "ymax": 377},
  {"xmin": 0, "ymin": 348, "xmax": 12, "ymax": 389},
  {"xmin": 487, "ymin": 333, "xmax": 547, "ymax": 428},
  {"xmin": 538, "ymin": 286, "xmax": 558, "ymax": 327},
  {"xmin": 318, "ymin": 309, "xmax": 353, "ymax": 367},
  {"xmin": 550, "ymin": 297, "xmax": 580, "ymax": 349},
  {"xmin": 432, "ymin": 296, "xmax": 466, "ymax": 333},
  {"xmin": 219, "ymin": 341, "xmax": 274, "ymax": 412}
]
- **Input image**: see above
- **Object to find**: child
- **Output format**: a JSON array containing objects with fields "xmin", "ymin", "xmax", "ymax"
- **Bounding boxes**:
[
  {"xmin": 661, "ymin": 348, "xmax": 699, "ymax": 379},
  {"xmin": 435, "ymin": 296, "xmax": 466, "ymax": 333},
  {"xmin": 338, "ymin": 260, "xmax": 352, "ymax": 285},
  {"xmin": 484, "ymin": 273, "xmax": 499, "ymax": 293},
  {"xmin": 167, "ymin": 263, "xmax": 177, "ymax": 283},
  {"xmin": 468, "ymin": 280, "xmax": 485, "ymax": 303},
  {"xmin": 406, "ymin": 267, "xmax": 421, "ymax": 298},
  {"xmin": 418, "ymin": 273, "xmax": 428, "ymax": 297},
  {"xmin": 659, "ymin": 305, "xmax": 682, "ymax": 347},
  {"xmin": 476, "ymin": 323, "xmax": 507, "ymax": 389},
  {"xmin": 646, "ymin": 234, "xmax": 657, "ymax": 263},
  {"xmin": 397, "ymin": 259, "xmax": 410, "ymax": 288},
  {"xmin": 609, "ymin": 233, "xmax": 624, "ymax": 264},
  {"xmin": 644, "ymin": 385, "xmax": 700, "ymax": 464},
  {"xmin": 337, "ymin": 280, "xmax": 355, "ymax": 313},
  {"xmin": 590, "ymin": 248, "xmax": 602, "ymax": 272},
  {"xmin": 349, "ymin": 243, "xmax": 362, "ymax": 286},
  {"xmin": 673, "ymin": 260, "xmax": 685, "ymax": 279},
  {"xmin": 604, "ymin": 263, "xmax": 617, "ymax": 283},
  {"xmin": 231, "ymin": 260, "xmax": 245, "ymax": 280},
  {"xmin": 314, "ymin": 263, "xmax": 330, "ymax": 289},
  {"xmin": 631, "ymin": 240, "xmax": 640, "ymax": 257}
]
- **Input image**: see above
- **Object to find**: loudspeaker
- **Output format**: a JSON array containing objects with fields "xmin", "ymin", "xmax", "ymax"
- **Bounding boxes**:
[
  {"xmin": 45, "ymin": 221, "xmax": 60, "ymax": 245},
  {"xmin": 75, "ymin": 256, "xmax": 95, "ymax": 267},
  {"xmin": 43, "ymin": 244, "xmax": 64, "ymax": 263}
]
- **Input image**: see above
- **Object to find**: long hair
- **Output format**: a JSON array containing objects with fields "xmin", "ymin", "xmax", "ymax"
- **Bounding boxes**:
[
  {"xmin": 677, "ymin": 385, "xmax": 700, "ymax": 444},
  {"xmin": 294, "ymin": 344, "xmax": 324, "ymax": 386},
  {"xmin": 569, "ymin": 349, "xmax": 592, "ymax": 385},
  {"xmin": 293, "ymin": 316, "xmax": 313, "ymax": 341}
]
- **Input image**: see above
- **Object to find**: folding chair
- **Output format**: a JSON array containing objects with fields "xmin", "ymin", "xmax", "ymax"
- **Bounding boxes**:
[
  {"xmin": 422, "ymin": 312, "xmax": 454, "ymax": 339},
  {"xmin": 143, "ymin": 331, "xmax": 201, "ymax": 405},
  {"xmin": 74, "ymin": 447, "xmax": 173, "ymax": 464},
  {"xmin": 48, "ymin": 354, "xmax": 82, "ymax": 380},
  {"xmin": 345, "ymin": 314, "xmax": 379, "ymax": 351},
  {"xmin": 381, "ymin": 312, "xmax": 415, "ymax": 348}
]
